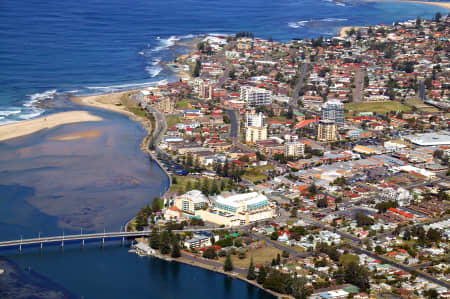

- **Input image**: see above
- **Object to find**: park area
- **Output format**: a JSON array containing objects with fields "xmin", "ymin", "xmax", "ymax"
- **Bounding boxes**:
[{"xmin": 345, "ymin": 101, "xmax": 411, "ymax": 115}]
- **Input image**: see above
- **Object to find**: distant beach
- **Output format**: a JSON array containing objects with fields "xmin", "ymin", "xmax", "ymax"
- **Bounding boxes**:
[
  {"xmin": 371, "ymin": 0, "xmax": 450, "ymax": 9},
  {"xmin": 0, "ymin": 111, "xmax": 102, "ymax": 142}
]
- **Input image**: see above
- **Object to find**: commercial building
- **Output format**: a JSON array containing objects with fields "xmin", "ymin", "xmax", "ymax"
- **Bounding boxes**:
[
  {"xmin": 317, "ymin": 120, "xmax": 338, "ymax": 142},
  {"xmin": 196, "ymin": 192, "xmax": 275, "ymax": 226},
  {"xmin": 321, "ymin": 99, "xmax": 344, "ymax": 125},
  {"xmin": 284, "ymin": 141, "xmax": 305, "ymax": 158},
  {"xmin": 404, "ymin": 132, "xmax": 450, "ymax": 146},
  {"xmin": 240, "ymin": 86, "xmax": 272, "ymax": 106},
  {"xmin": 174, "ymin": 190, "xmax": 208, "ymax": 214},
  {"xmin": 246, "ymin": 126, "xmax": 267, "ymax": 143}
]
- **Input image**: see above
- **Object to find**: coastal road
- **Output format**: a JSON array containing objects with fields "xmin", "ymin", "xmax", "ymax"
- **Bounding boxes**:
[
  {"xmin": 181, "ymin": 252, "xmax": 247, "ymax": 275},
  {"xmin": 147, "ymin": 107, "xmax": 167, "ymax": 151}
]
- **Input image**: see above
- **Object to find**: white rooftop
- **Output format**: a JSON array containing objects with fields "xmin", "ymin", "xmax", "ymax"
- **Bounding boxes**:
[
  {"xmin": 405, "ymin": 132, "xmax": 450, "ymax": 146},
  {"xmin": 215, "ymin": 192, "xmax": 268, "ymax": 208}
]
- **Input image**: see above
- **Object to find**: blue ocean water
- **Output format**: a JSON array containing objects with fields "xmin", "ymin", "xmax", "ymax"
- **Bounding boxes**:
[
  {"xmin": 0, "ymin": 0, "xmax": 447, "ymax": 124},
  {"xmin": 0, "ymin": 1, "xmax": 448, "ymax": 298}
]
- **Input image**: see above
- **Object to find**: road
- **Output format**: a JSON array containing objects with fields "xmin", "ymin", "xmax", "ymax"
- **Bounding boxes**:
[
  {"xmin": 352, "ymin": 246, "xmax": 450, "ymax": 289},
  {"xmin": 291, "ymin": 63, "xmax": 311, "ymax": 105},
  {"xmin": 147, "ymin": 107, "xmax": 167, "ymax": 152},
  {"xmin": 214, "ymin": 41, "xmax": 236, "ymax": 89},
  {"xmin": 353, "ymin": 68, "xmax": 364, "ymax": 102},
  {"xmin": 181, "ymin": 252, "xmax": 247, "ymax": 275},
  {"xmin": 227, "ymin": 109, "xmax": 240, "ymax": 143}
]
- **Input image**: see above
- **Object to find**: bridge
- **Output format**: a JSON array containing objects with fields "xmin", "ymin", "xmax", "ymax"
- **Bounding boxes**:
[{"xmin": 0, "ymin": 226, "xmax": 249, "ymax": 252}]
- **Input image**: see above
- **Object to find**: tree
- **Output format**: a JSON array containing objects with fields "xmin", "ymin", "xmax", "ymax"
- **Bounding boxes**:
[
  {"xmin": 203, "ymin": 247, "xmax": 217, "ymax": 259},
  {"xmin": 201, "ymin": 178, "xmax": 210, "ymax": 195},
  {"xmin": 270, "ymin": 230, "xmax": 279, "ymax": 240},
  {"xmin": 210, "ymin": 180, "xmax": 219, "ymax": 195},
  {"xmin": 150, "ymin": 227, "xmax": 160, "ymax": 249},
  {"xmin": 185, "ymin": 180, "xmax": 192, "ymax": 193},
  {"xmin": 355, "ymin": 212, "xmax": 374, "ymax": 227},
  {"xmin": 171, "ymin": 242, "xmax": 181, "ymax": 258},
  {"xmin": 434, "ymin": 12, "xmax": 442, "ymax": 22},
  {"xmin": 292, "ymin": 276, "xmax": 310, "ymax": 299},
  {"xmin": 224, "ymin": 253, "xmax": 233, "ymax": 271},
  {"xmin": 193, "ymin": 60, "xmax": 201, "ymax": 77},
  {"xmin": 424, "ymin": 289, "xmax": 439, "ymax": 299},
  {"xmin": 257, "ymin": 266, "xmax": 267, "ymax": 284},
  {"xmin": 307, "ymin": 183, "xmax": 317, "ymax": 195},
  {"xmin": 160, "ymin": 230, "xmax": 171, "ymax": 254},
  {"xmin": 342, "ymin": 261, "xmax": 370, "ymax": 292},
  {"xmin": 317, "ymin": 197, "xmax": 328, "ymax": 208},
  {"xmin": 247, "ymin": 257, "xmax": 256, "ymax": 280},
  {"xmin": 152, "ymin": 196, "xmax": 161, "ymax": 212},
  {"xmin": 263, "ymin": 269, "xmax": 291, "ymax": 294}
]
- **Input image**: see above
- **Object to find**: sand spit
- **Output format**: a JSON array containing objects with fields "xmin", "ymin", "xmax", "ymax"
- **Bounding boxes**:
[{"xmin": 0, "ymin": 111, "xmax": 103, "ymax": 142}]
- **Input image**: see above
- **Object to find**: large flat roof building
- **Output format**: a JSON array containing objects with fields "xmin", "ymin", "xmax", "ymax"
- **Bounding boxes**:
[
  {"xmin": 196, "ymin": 192, "xmax": 275, "ymax": 226},
  {"xmin": 404, "ymin": 132, "xmax": 450, "ymax": 146}
]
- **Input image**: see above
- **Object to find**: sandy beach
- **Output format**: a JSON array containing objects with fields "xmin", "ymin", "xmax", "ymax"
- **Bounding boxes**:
[
  {"xmin": 368, "ymin": 0, "xmax": 450, "ymax": 9},
  {"xmin": 339, "ymin": 26, "xmax": 363, "ymax": 37},
  {"xmin": 0, "ymin": 111, "xmax": 103, "ymax": 142},
  {"xmin": 401, "ymin": 0, "xmax": 450, "ymax": 9},
  {"xmin": 72, "ymin": 90, "xmax": 140, "ymax": 118}
]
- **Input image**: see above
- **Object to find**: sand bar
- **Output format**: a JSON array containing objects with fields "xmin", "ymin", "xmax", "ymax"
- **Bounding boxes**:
[
  {"xmin": 50, "ymin": 129, "xmax": 102, "ymax": 141},
  {"xmin": 0, "ymin": 111, "xmax": 103, "ymax": 142}
]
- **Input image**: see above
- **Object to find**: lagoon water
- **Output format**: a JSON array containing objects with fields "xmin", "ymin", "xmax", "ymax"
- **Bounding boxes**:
[{"xmin": 0, "ymin": 0, "xmax": 448, "ymax": 297}]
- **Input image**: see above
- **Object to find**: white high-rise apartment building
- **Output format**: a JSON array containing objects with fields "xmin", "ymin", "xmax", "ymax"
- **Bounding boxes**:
[
  {"xmin": 245, "ymin": 111, "xmax": 266, "ymax": 127},
  {"xmin": 321, "ymin": 99, "xmax": 344, "ymax": 125},
  {"xmin": 284, "ymin": 142, "xmax": 305, "ymax": 158},
  {"xmin": 240, "ymin": 86, "xmax": 272, "ymax": 106}
]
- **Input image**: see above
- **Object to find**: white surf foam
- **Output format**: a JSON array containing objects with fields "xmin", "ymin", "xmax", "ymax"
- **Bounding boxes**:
[
  {"xmin": 145, "ymin": 66, "xmax": 163, "ymax": 78},
  {"xmin": 152, "ymin": 35, "xmax": 181, "ymax": 52},
  {"xmin": 24, "ymin": 89, "xmax": 57, "ymax": 107},
  {"xmin": 18, "ymin": 109, "xmax": 44, "ymax": 120},
  {"xmin": 288, "ymin": 18, "xmax": 348, "ymax": 28},
  {"xmin": 0, "ymin": 109, "xmax": 22, "ymax": 116}
]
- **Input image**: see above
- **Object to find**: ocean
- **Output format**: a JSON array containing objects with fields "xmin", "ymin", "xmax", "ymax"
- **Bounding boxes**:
[
  {"xmin": 0, "ymin": 0, "xmax": 448, "ymax": 298},
  {"xmin": 0, "ymin": 0, "xmax": 446, "ymax": 124}
]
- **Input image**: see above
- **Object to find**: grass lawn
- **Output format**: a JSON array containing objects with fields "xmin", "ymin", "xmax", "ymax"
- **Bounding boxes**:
[
  {"xmin": 242, "ymin": 165, "xmax": 274, "ymax": 183},
  {"xmin": 268, "ymin": 116, "xmax": 288, "ymax": 123},
  {"xmin": 406, "ymin": 99, "xmax": 439, "ymax": 113},
  {"xmin": 345, "ymin": 101, "xmax": 411, "ymax": 114},
  {"xmin": 218, "ymin": 246, "xmax": 282, "ymax": 269},
  {"xmin": 176, "ymin": 100, "xmax": 193, "ymax": 109},
  {"xmin": 120, "ymin": 95, "xmax": 153, "ymax": 118},
  {"xmin": 166, "ymin": 114, "xmax": 181, "ymax": 127},
  {"xmin": 273, "ymin": 240, "xmax": 305, "ymax": 254}
]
